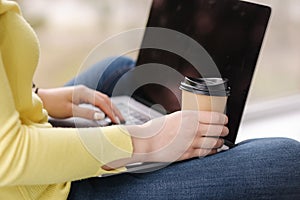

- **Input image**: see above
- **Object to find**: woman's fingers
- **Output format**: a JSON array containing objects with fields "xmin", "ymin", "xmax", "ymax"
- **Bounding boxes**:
[
  {"xmin": 197, "ymin": 111, "xmax": 228, "ymax": 125},
  {"xmin": 177, "ymin": 137, "xmax": 224, "ymax": 161},
  {"xmin": 96, "ymin": 93, "xmax": 125, "ymax": 123},
  {"xmin": 183, "ymin": 111, "xmax": 229, "ymax": 137},
  {"xmin": 93, "ymin": 93, "xmax": 122, "ymax": 124},
  {"xmin": 199, "ymin": 124, "xmax": 229, "ymax": 137},
  {"xmin": 72, "ymin": 105, "xmax": 105, "ymax": 121},
  {"xmin": 111, "ymin": 104, "xmax": 125, "ymax": 123},
  {"xmin": 75, "ymin": 86, "xmax": 124, "ymax": 124}
]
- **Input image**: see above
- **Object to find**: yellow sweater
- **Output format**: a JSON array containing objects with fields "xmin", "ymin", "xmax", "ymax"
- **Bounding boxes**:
[{"xmin": 0, "ymin": 0, "xmax": 133, "ymax": 199}]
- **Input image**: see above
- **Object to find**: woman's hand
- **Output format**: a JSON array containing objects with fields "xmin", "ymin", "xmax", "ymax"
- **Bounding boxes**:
[
  {"xmin": 130, "ymin": 111, "xmax": 229, "ymax": 163},
  {"xmin": 37, "ymin": 85, "xmax": 123, "ymax": 124}
]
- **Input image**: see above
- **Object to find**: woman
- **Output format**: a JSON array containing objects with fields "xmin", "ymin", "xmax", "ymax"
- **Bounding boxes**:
[{"xmin": 0, "ymin": 1, "xmax": 299, "ymax": 199}]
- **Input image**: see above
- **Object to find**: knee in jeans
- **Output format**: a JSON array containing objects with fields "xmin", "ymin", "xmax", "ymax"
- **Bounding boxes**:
[
  {"xmin": 265, "ymin": 138, "xmax": 300, "ymax": 160},
  {"xmin": 238, "ymin": 137, "xmax": 300, "ymax": 158},
  {"xmin": 267, "ymin": 137, "xmax": 299, "ymax": 149}
]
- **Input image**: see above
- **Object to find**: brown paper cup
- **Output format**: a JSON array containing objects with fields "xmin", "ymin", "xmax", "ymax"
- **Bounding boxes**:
[
  {"xmin": 180, "ymin": 77, "xmax": 230, "ymax": 113},
  {"xmin": 181, "ymin": 89, "xmax": 228, "ymax": 113}
]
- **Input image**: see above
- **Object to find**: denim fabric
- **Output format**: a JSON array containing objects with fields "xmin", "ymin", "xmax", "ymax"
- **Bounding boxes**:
[
  {"xmin": 65, "ymin": 56, "xmax": 135, "ymax": 97},
  {"xmin": 67, "ymin": 138, "xmax": 300, "ymax": 200},
  {"xmin": 66, "ymin": 57, "xmax": 300, "ymax": 200}
]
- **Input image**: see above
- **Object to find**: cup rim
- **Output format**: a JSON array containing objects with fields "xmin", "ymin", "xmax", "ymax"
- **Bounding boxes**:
[{"xmin": 179, "ymin": 77, "xmax": 231, "ymax": 97}]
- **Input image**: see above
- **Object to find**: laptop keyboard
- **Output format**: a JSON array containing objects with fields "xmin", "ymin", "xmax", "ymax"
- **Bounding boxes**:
[
  {"xmin": 116, "ymin": 103, "xmax": 150, "ymax": 125},
  {"xmin": 79, "ymin": 103, "xmax": 151, "ymax": 127}
]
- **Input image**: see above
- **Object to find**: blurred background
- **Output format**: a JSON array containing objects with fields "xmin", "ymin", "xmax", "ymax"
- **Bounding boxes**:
[
  {"xmin": 14, "ymin": 0, "xmax": 300, "ymax": 140},
  {"xmin": 16, "ymin": 0, "xmax": 152, "ymax": 88},
  {"xmin": 15, "ymin": 0, "xmax": 300, "ymax": 103}
]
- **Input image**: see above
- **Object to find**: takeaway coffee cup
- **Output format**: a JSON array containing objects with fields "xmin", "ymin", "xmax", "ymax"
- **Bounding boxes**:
[{"xmin": 179, "ymin": 77, "xmax": 230, "ymax": 113}]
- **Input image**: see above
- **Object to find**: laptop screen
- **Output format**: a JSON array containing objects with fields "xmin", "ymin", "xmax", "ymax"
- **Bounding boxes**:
[{"xmin": 133, "ymin": 0, "xmax": 271, "ymax": 143}]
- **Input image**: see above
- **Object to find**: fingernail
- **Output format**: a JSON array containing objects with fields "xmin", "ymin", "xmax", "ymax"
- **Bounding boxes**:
[
  {"xmin": 94, "ymin": 112, "xmax": 105, "ymax": 120},
  {"xmin": 115, "ymin": 117, "xmax": 121, "ymax": 124}
]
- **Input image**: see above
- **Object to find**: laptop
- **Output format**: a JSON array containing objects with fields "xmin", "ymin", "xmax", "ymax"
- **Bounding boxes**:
[
  {"xmin": 110, "ymin": 0, "xmax": 271, "ymax": 144},
  {"xmin": 49, "ymin": 0, "xmax": 271, "ymax": 171}
]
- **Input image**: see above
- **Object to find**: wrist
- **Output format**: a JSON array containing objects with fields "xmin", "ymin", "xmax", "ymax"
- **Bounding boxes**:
[
  {"xmin": 127, "ymin": 125, "xmax": 151, "ymax": 163},
  {"xmin": 101, "ymin": 125, "xmax": 151, "ymax": 171}
]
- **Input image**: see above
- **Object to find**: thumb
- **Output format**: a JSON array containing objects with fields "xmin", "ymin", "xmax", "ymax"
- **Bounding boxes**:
[{"xmin": 72, "ymin": 105, "xmax": 105, "ymax": 121}]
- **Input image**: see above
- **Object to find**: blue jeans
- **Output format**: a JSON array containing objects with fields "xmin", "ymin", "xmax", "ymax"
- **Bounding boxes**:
[
  {"xmin": 65, "ymin": 56, "xmax": 135, "ymax": 96},
  {"xmin": 66, "ymin": 57, "xmax": 300, "ymax": 200}
]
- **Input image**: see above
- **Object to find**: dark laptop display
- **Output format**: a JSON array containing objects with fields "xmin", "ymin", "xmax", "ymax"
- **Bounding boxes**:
[{"xmin": 132, "ymin": 0, "xmax": 271, "ymax": 143}]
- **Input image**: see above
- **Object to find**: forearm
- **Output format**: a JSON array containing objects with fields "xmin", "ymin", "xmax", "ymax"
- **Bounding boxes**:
[{"xmin": 0, "ymin": 120, "xmax": 134, "ymax": 186}]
